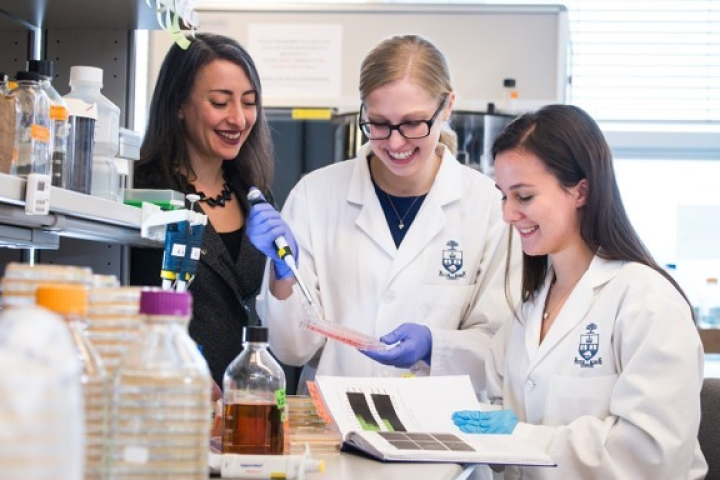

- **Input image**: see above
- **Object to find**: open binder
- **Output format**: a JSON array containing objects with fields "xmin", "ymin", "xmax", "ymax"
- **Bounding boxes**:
[{"xmin": 312, "ymin": 375, "xmax": 555, "ymax": 467}]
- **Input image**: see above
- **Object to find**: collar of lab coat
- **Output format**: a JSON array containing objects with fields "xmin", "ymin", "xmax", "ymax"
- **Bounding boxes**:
[
  {"xmin": 347, "ymin": 143, "xmax": 464, "ymax": 266},
  {"xmin": 523, "ymin": 255, "xmax": 623, "ymax": 363}
]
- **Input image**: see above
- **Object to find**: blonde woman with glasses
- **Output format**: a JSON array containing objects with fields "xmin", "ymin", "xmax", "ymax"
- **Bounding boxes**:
[{"xmin": 256, "ymin": 35, "xmax": 519, "ymax": 413}]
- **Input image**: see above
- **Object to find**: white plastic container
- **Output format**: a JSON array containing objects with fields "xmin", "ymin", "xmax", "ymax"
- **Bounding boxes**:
[
  {"xmin": 0, "ymin": 306, "xmax": 84, "ymax": 480},
  {"xmin": 64, "ymin": 66, "xmax": 121, "ymax": 201}
]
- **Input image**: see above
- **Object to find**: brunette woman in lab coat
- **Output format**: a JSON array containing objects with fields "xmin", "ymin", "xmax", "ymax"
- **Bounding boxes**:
[
  {"xmin": 250, "ymin": 34, "xmax": 519, "ymax": 398},
  {"xmin": 452, "ymin": 104, "xmax": 707, "ymax": 479}
]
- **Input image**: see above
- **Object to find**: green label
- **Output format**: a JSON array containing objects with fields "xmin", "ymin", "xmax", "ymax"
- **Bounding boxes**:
[{"xmin": 275, "ymin": 388, "xmax": 286, "ymax": 422}]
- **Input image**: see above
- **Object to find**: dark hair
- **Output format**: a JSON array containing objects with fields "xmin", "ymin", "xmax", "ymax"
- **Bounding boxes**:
[
  {"xmin": 359, "ymin": 34, "xmax": 457, "ymax": 155},
  {"xmin": 135, "ymin": 32, "xmax": 274, "ymax": 194},
  {"xmin": 493, "ymin": 104, "xmax": 692, "ymax": 312}
]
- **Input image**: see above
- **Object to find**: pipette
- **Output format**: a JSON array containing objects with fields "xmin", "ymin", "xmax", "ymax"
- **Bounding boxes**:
[
  {"xmin": 246, "ymin": 188, "xmax": 322, "ymax": 321},
  {"xmin": 246, "ymin": 188, "xmax": 384, "ymax": 350},
  {"xmin": 208, "ymin": 445, "xmax": 325, "ymax": 479}
]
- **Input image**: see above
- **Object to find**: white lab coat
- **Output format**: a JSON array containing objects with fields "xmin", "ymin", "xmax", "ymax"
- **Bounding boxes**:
[
  {"xmin": 256, "ymin": 144, "xmax": 519, "ymax": 396},
  {"xmin": 486, "ymin": 256, "xmax": 708, "ymax": 480}
]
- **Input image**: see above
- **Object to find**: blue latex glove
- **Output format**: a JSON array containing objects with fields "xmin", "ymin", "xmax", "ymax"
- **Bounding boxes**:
[
  {"xmin": 452, "ymin": 410, "xmax": 518, "ymax": 434},
  {"xmin": 360, "ymin": 323, "xmax": 432, "ymax": 368},
  {"xmin": 246, "ymin": 201, "xmax": 298, "ymax": 280}
]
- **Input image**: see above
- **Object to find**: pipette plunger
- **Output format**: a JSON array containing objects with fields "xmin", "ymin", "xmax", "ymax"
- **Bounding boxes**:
[{"xmin": 246, "ymin": 187, "xmax": 321, "ymax": 317}]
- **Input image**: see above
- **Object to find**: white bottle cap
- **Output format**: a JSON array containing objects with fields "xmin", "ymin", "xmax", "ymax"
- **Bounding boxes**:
[{"xmin": 69, "ymin": 66, "xmax": 103, "ymax": 88}]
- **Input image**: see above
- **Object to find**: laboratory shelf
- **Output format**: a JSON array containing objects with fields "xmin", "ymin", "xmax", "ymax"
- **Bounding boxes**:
[
  {"xmin": 0, "ymin": 0, "xmax": 159, "ymax": 30},
  {"xmin": 0, "ymin": 173, "xmax": 159, "ymax": 248}
]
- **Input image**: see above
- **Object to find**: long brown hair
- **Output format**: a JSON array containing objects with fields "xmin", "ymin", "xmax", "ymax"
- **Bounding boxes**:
[
  {"xmin": 135, "ymin": 33, "xmax": 274, "ymax": 195},
  {"xmin": 493, "ymin": 104, "xmax": 692, "ymax": 313},
  {"xmin": 359, "ymin": 34, "xmax": 457, "ymax": 155}
]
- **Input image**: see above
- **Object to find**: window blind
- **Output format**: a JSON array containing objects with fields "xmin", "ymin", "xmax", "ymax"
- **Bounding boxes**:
[
  {"xmin": 567, "ymin": 0, "xmax": 720, "ymax": 123},
  {"xmin": 389, "ymin": 0, "xmax": 720, "ymax": 125},
  {"xmin": 204, "ymin": 0, "xmax": 720, "ymax": 128}
]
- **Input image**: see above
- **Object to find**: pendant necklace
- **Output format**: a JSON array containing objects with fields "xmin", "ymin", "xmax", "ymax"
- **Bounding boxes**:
[
  {"xmin": 542, "ymin": 277, "xmax": 555, "ymax": 321},
  {"xmin": 542, "ymin": 274, "xmax": 577, "ymax": 321},
  {"xmin": 384, "ymin": 191, "xmax": 423, "ymax": 230}
]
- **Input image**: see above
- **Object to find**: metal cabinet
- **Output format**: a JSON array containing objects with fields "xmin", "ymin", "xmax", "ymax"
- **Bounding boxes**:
[{"xmin": 267, "ymin": 108, "xmax": 360, "ymax": 207}]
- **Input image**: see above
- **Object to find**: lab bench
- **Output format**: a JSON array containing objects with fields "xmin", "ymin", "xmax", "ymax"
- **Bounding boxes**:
[{"xmin": 304, "ymin": 453, "xmax": 467, "ymax": 480}]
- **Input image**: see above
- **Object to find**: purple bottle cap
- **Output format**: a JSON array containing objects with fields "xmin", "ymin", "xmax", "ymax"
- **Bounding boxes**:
[{"xmin": 139, "ymin": 288, "xmax": 192, "ymax": 316}]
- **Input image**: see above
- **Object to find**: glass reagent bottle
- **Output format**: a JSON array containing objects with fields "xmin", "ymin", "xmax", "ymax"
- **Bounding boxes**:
[{"xmin": 223, "ymin": 326, "xmax": 287, "ymax": 455}]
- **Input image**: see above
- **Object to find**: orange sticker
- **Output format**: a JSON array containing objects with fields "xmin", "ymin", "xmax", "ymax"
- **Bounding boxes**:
[
  {"xmin": 50, "ymin": 105, "xmax": 69, "ymax": 121},
  {"xmin": 30, "ymin": 124, "xmax": 50, "ymax": 143}
]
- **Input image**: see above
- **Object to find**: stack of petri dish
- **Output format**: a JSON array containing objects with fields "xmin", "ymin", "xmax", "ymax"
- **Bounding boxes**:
[
  {"xmin": 0, "ymin": 262, "xmax": 93, "ymax": 308},
  {"xmin": 86, "ymin": 286, "xmax": 143, "ymax": 376},
  {"xmin": 92, "ymin": 273, "xmax": 121, "ymax": 288},
  {"xmin": 286, "ymin": 395, "xmax": 343, "ymax": 455}
]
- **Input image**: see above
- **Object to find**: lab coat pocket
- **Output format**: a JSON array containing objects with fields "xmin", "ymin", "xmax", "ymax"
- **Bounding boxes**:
[
  {"xmin": 544, "ymin": 374, "xmax": 618, "ymax": 426},
  {"xmin": 419, "ymin": 284, "xmax": 474, "ymax": 328}
]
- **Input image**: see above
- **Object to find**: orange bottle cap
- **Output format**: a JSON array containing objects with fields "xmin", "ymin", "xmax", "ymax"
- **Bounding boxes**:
[{"xmin": 35, "ymin": 284, "xmax": 88, "ymax": 315}]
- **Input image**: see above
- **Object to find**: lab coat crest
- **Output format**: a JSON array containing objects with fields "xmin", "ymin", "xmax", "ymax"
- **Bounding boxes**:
[
  {"xmin": 578, "ymin": 324, "xmax": 599, "ymax": 361},
  {"xmin": 439, "ymin": 240, "xmax": 465, "ymax": 279}
]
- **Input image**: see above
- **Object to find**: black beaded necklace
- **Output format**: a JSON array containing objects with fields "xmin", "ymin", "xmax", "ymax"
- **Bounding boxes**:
[{"xmin": 195, "ymin": 177, "xmax": 233, "ymax": 207}]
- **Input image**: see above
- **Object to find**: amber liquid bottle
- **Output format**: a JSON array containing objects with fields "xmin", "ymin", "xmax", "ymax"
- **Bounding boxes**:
[{"xmin": 222, "ymin": 326, "xmax": 287, "ymax": 454}]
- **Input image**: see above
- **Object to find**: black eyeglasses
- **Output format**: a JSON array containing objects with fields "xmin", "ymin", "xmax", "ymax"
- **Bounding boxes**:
[{"xmin": 358, "ymin": 95, "xmax": 448, "ymax": 140}]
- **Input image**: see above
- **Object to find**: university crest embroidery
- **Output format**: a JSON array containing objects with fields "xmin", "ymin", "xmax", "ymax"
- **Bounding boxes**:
[
  {"xmin": 574, "ymin": 323, "xmax": 603, "ymax": 368},
  {"xmin": 439, "ymin": 240, "xmax": 466, "ymax": 280}
]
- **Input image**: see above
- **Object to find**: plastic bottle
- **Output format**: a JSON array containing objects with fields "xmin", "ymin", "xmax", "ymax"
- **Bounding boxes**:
[
  {"xmin": 64, "ymin": 66, "xmax": 120, "ymax": 201},
  {"xmin": 699, "ymin": 277, "xmax": 720, "ymax": 329},
  {"xmin": 223, "ymin": 326, "xmax": 287, "ymax": 455},
  {"xmin": 35, "ymin": 284, "xmax": 108, "ymax": 480},
  {"xmin": 27, "ymin": 60, "xmax": 69, "ymax": 188},
  {"xmin": 0, "ymin": 305, "xmax": 84, "ymax": 480},
  {"xmin": 10, "ymin": 71, "xmax": 52, "ymax": 178},
  {"xmin": 502, "ymin": 78, "xmax": 519, "ymax": 114},
  {"xmin": 110, "ymin": 289, "xmax": 211, "ymax": 480}
]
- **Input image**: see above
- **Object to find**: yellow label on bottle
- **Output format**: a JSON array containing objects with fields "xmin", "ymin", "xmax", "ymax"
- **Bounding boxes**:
[
  {"xmin": 50, "ymin": 105, "xmax": 69, "ymax": 121},
  {"xmin": 30, "ymin": 124, "xmax": 50, "ymax": 143},
  {"xmin": 291, "ymin": 108, "xmax": 333, "ymax": 120}
]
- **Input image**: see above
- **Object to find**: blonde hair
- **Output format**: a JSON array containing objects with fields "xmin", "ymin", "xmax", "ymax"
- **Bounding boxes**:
[{"xmin": 359, "ymin": 34, "xmax": 457, "ymax": 155}]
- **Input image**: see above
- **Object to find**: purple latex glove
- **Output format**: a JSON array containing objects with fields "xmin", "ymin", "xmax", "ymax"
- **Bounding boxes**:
[
  {"xmin": 246, "ymin": 201, "xmax": 298, "ymax": 280},
  {"xmin": 360, "ymin": 323, "xmax": 432, "ymax": 368},
  {"xmin": 452, "ymin": 410, "xmax": 518, "ymax": 434}
]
